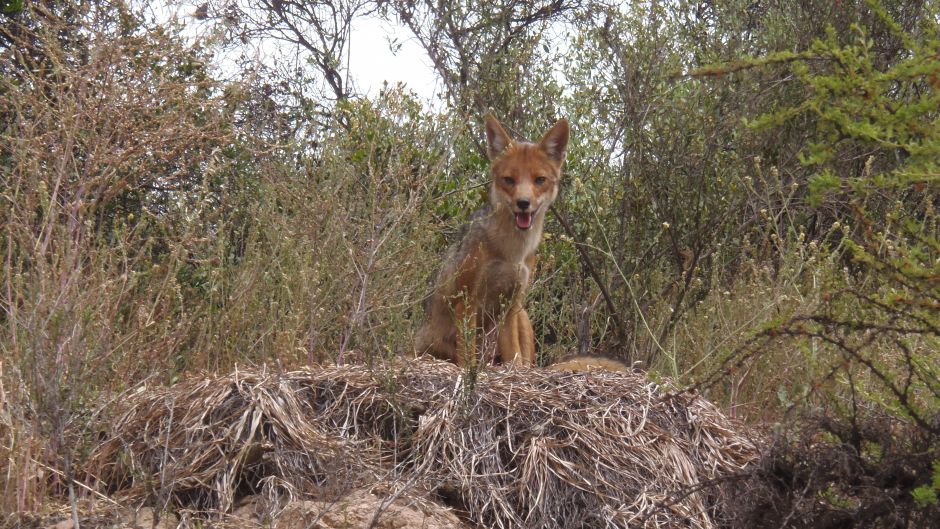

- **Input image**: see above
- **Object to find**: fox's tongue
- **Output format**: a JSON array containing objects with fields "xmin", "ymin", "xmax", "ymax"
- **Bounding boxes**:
[{"xmin": 515, "ymin": 212, "xmax": 533, "ymax": 230}]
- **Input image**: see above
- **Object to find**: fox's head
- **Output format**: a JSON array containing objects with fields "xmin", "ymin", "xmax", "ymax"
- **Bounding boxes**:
[{"xmin": 485, "ymin": 115, "xmax": 569, "ymax": 231}]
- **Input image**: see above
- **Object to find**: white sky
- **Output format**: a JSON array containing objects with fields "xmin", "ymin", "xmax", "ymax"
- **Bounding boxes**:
[
  {"xmin": 347, "ymin": 15, "xmax": 441, "ymax": 103},
  {"xmin": 155, "ymin": 2, "xmax": 442, "ymax": 105}
]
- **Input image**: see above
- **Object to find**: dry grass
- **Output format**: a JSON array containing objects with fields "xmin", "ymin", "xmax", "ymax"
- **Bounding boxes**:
[{"xmin": 88, "ymin": 358, "xmax": 758, "ymax": 529}]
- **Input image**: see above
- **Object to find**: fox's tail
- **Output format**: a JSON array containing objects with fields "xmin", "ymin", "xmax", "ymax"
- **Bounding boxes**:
[{"xmin": 548, "ymin": 355, "xmax": 629, "ymax": 372}]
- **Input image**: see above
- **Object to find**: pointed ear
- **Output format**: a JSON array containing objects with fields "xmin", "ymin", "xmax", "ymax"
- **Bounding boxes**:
[
  {"xmin": 538, "ymin": 118, "xmax": 569, "ymax": 164},
  {"xmin": 485, "ymin": 114, "xmax": 513, "ymax": 160}
]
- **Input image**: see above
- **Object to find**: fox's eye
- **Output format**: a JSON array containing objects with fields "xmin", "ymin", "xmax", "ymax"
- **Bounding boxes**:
[
  {"xmin": 502, "ymin": 177, "xmax": 515, "ymax": 186},
  {"xmin": 534, "ymin": 176, "xmax": 547, "ymax": 185}
]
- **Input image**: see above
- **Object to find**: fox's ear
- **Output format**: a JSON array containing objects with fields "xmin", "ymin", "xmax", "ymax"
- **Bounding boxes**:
[
  {"xmin": 538, "ymin": 118, "xmax": 569, "ymax": 164},
  {"xmin": 485, "ymin": 114, "xmax": 513, "ymax": 160}
]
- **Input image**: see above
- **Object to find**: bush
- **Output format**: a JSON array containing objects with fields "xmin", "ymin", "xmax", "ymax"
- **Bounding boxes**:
[{"xmin": 698, "ymin": 2, "xmax": 940, "ymax": 525}]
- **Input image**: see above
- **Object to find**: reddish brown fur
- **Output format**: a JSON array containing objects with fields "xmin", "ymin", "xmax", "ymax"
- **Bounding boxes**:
[
  {"xmin": 416, "ymin": 115, "xmax": 569, "ymax": 367},
  {"xmin": 548, "ymin": 356, "xmax": 630, "ymax": 372}
]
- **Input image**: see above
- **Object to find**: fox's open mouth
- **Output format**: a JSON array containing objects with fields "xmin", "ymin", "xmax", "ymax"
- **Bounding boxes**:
[{"xmin": 515, "ymin": 211, "xmax": 534, "ymax": 230}]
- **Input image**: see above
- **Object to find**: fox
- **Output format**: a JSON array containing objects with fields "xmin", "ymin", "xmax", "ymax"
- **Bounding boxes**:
[
  {"xmin": 548, "ymin": 355, "xmax": 630, "ymax": 372},
  {"xmin": 415, "ymin": 114, "xmax": 569, "ymax": 368}
]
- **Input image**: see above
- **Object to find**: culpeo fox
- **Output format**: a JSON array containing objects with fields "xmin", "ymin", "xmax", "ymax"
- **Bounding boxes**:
[
  {"xmin": 416, "ymin": 115, "xmax": 569, "ymax": 367},
  {"xmin": 548, "ymin": 355, "xmax": 629, "ymax": 372}
]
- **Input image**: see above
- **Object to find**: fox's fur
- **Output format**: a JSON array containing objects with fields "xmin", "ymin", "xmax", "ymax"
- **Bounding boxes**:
[
  {"xmin": 548, "ymin": 355, "xmax": 630, "ymax": 372},
  {"xmin": 416, "ymin": 115, "xmax": 569, "ymax": 367}
]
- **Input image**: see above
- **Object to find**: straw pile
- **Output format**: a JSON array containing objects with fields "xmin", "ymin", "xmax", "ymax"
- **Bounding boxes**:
[{"xmin": 90, "ymin": 358, "xmax": 758, "ymax": 528}]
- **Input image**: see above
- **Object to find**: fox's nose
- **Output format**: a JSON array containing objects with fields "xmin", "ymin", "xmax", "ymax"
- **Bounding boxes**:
[{"xmin": 516, "ymin": 199, "xmax": 530, "ymax": 211}]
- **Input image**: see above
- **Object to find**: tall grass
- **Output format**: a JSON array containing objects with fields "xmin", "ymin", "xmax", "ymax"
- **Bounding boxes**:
[{"xmin": 0, "ymin": 6, "xmax": 451, "ymax": 513}]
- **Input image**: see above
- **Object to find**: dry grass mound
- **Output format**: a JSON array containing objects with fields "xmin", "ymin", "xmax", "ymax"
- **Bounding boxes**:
[{"xmin": 89, "ymin": 358, "xmax": 758, "ymax": 528}]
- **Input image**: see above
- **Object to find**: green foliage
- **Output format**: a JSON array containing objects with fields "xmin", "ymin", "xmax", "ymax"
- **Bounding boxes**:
[
  {"xmin": 1, "ymin": 0, "xmax": 22, "ymax": 15},
  {"xmin": 700, "ymin": 2, "xmax": 940, "ymax": 524},
  {"xmin": 912, "ymin": 461, "xmax": 940, "ymax": 508},
  {"xmin": 751, "ymin": 19, "xmax": 939, "ymax": 189},
  {"xmin": 740, "ymin": 0, "xmax": 940, "ymax": 415}
]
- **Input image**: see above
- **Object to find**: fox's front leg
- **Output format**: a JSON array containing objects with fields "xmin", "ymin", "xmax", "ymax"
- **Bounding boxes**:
[
  {"xmin": 516, "ymin": 308, "xmax": 535, "ymax": 365},
  {"xmin": 497, "ymin": 305, "xmax": 535, "ymax": 366}
]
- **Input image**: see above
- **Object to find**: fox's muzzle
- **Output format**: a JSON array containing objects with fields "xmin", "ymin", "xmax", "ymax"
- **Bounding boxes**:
[{"xmin": 514, "ymin": 210, "xmax": 535, "ymax": 230}]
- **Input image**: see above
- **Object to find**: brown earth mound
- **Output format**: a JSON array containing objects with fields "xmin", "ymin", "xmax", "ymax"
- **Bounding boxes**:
[{"xmin": 88, "ymin": 358, "xmax": 759, "ymax": 528}]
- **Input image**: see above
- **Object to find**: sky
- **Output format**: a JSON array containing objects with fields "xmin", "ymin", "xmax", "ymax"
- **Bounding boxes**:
[
  {"xmin": 346, "ymin": 14, "xmax": 441, "ymax": 103},
  {"xmin": 158, "ymin": 2, "xmax": 442, "ymax": 105}
]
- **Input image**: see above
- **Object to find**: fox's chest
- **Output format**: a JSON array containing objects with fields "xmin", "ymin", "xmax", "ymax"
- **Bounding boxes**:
[{"xmin": 476, "ymin": 259, "xmax": 530, "ymax": 309}]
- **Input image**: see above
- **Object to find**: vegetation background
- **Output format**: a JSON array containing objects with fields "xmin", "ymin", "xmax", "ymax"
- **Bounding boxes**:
[{"xmin": 1, "ymin": 0, "xmax": 937, "ymax": 526}]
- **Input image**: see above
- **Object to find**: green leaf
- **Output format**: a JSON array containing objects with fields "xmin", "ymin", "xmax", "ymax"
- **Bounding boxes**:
[{"xmin": 1, "ymin": 0, "xmax": 23, "ymax": 15}]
